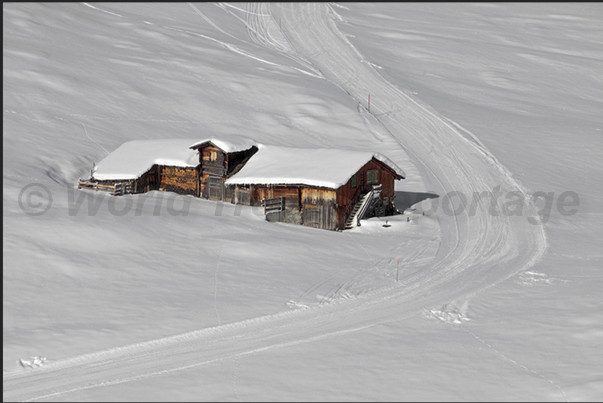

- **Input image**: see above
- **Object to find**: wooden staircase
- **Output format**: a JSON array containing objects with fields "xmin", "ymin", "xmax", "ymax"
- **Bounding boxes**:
[{"xmin": 344, "ymin": 185, "xmax": 382, "ymax": 230}]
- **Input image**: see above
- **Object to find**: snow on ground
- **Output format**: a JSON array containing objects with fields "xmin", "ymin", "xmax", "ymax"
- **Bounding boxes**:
[{"xmin": 3, "ymin": 3, "xmax": 602, "ymax": 401}]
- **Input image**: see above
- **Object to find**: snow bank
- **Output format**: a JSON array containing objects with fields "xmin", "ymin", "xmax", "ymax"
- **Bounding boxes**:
[
  {"xmin": 225, "ymin": 145, "xmax": 406, "ymax": 188},
  {"xmin": 93, "ymin": 139, "xmax": 200, "ymax": 181}
]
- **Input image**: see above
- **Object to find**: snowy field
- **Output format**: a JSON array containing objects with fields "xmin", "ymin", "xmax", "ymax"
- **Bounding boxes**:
[{"xmin": 3, "ymin": 3, "xmax": 602, "ymax": 401}]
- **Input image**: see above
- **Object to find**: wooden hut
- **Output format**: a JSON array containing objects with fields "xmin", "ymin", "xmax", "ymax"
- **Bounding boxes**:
[
  {"xmin": 82, "ymin": 137, "xmax": 258, "ymax": 198},
  {"xmin": 80, "ymin": 138, "xmax": 405, "ymax": 231},
  {"xmin": 188, "ymin": 137, "xmax": 258, "ymax": 201},
  {"xmin": 82, "ymin": 139, "xmax": 201, "ymax": 196},
  {"xmin": 225, "ymin": 146, "xmax": 405, "ymax": 231}
]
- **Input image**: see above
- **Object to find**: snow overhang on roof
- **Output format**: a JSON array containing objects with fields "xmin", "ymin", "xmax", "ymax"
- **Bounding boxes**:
[
  {"xmin": 225, "ymin": 145, "xmax": 405, "ymax": 189},
  {"xmin": 188, "ymin": 135, "xmax": 259, "ymax": 153},
  {"xmin": 92, "ymin": 139, "xmax": 201, "ymax": 181}
]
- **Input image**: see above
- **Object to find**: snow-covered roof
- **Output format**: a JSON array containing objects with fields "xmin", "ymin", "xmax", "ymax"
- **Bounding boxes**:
[
  {"xmin": 188, "ymin": 135, "xmax": 259, "ymax": 153},
  {"xmin": 225, "ymin": 145, "xmax": 405, "ymax": 189},
  {"xmin": 92, "ymin": 136, "xmax": 405, "ymax": 187},
  {"xmin": 92, "ymin": 139, "xmax": 200, "ymax": 181}
]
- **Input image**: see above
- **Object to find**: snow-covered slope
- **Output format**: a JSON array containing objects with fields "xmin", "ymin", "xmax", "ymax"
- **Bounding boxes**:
[{"xmin": 3, "ymin": 3, "xmax": 601, "ymax": 401}]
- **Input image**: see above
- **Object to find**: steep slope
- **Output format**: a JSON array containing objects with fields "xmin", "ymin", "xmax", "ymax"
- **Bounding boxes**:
[{"xmin": 3, "ymin": 4, "xmax": 549, "ymax": 401}]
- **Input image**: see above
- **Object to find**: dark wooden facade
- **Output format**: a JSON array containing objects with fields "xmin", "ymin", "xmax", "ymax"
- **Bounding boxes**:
[
  {"xmin": 91, "ymin": 164, "xmax": 199, "ymax": 196},
  {"xmin": 190, "ymin": 142, "xmax": 258, "ymax": 201},
  {"xmin": 228, "ymin": 157, "xmax": 402, "ymax": 231},
  {"xmin": 158, "ymin": 166, "xmax": 198, "ymax": 196},
  {"xmin": 335, "ymin": 158, "xmax": 399, "ymax": 228},
  {"xmin": 88, "ymin": 144, "xmax": 402, "ymax": 231},
  {"xmin": 301, "ymin": 187, "xmax": 338, "ymax": 230},
  {"xmin": 199, "ymin": 144, "xmax": 226, "ymax": 200}
]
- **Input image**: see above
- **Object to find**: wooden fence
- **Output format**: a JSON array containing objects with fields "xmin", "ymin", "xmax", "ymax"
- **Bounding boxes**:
[
  {"xmin": 77, "ymin": 179, "xmax": 133, "ymax": 196},
  {"xmin": 261, "ymin": 196, "xmax": 285, "ymax": 215}
]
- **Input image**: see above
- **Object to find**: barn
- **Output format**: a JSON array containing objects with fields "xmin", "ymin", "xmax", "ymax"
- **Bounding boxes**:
[
  {"xmin": 224, "ymin": 145, "xmax": 405, "ymax": 231},
  {"xmin": 83, "ymin": 139, "xmax": 201, "ymax": 196},
  {"xmin": 83, "ymin": 136, "xmax": 258, "ymax": 197},
  {"xmin": 79, "ymin": 137, "xmax": 405, "ymax": 231}
]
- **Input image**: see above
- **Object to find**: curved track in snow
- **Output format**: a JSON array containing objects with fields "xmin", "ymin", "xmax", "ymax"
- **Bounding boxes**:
[
  {"xmin": 3, "ymin": 4, "xmax": 547, "ymax": 401},
  {"xmin": 269, "ymin": 3, "xmax": 547, "ymax": 289}
]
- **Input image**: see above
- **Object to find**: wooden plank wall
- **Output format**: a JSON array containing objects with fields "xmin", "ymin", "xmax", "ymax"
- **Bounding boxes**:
[
  {"xmin": 92, "ymin": 166, "xmax": 156, "ymax": 194},
  {"xmin": 159, "ymin": 166, "xmax": 198, "ymax": 196},
  {"xmin": 200, "ymin": 146, "xmax": 226, "ymax": 200},
  {"xmin": 135, "ymin": 165, "xmax": 159, "ymax": 193},
  {"xmin": 336, "ymin": 158, "xmax": 396, "ymax": 204},
  {"xmin": 251, "ymin": 185, "xmax": 301, "ymax": 211},
  {"xmin": 233, "ymin": 184, "xmax": 339, "ymax": 230},
  {"xmin": 302, "ymin": 188, "xmax": 337, "ymax": 231},
  {"xmin": 336, "ymin": 157, "xmax": 397, "ymax": 228},
  {"xmin": 232, "ymin": 185, "xmax": 251, "ymax": 205}
]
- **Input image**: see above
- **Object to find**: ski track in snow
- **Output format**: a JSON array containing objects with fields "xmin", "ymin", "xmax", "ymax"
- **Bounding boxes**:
[
  {"xmin": 460, "ymin": 327, "xmax": 569, "ymax": 402},
  {"xmin": 213, "ymin": 243, "xmax": 226, "ymax": 327},
  {"xmin": 3, "ymin": 4, "xmax": 549, "ymax": 401},
  {"xmin": 81, "ymin": 2, "xmax": 123, "ymax": 18},
  {"xmin": 81, "ymin": 122, "xmax": 110, "ymax": 156}
]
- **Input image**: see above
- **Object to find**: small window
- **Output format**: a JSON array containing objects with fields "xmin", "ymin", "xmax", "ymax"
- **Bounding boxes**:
[
  {"xmin": 351, "ymin": 174, "xmax": 357, "ymax": 188},
  {"xmin": 367, "ymin": 169, "xmax": 378, "ymax": 184},
  {"xmin": 210, "ymin": 151, "xmax": 218, "ymax": 161}
]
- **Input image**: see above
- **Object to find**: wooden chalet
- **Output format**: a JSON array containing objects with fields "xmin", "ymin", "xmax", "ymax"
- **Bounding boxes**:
[
  {"xmin": 82, "ymin": 137, "xmax": 258, "ymax": 197},
  {"xmin": 80, "ymin": 139, "xmax": 200, "ymax": 196},
  {"xmin": 224, "ymin": 146, "xmax": 405, "ymax": 231},
  {"xmin": 188, "ymin": 138, "xmax": 258, "ymax": 201},
  {"xmin": 79, "ymin": 137, "xmax": 405, "ymax": 231}
]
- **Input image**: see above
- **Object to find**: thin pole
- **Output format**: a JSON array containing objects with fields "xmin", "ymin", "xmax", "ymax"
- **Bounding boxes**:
[{"xmin": 396, "ymin": 255, "xmax": 400, "ymax": 282}]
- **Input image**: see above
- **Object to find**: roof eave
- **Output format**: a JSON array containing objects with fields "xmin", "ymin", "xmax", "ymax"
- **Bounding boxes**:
[{"xmin": 189, "ymin": 140, "xmax": 222, "ymax": 151}]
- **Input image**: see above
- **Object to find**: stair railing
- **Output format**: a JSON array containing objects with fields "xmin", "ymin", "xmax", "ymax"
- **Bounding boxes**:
[
  {"xmin": 354, "ymin": 188, "xmax": 375, "ymax": 226},
  {"xmin": 343, "ymin": 184, "xmax": 363, "ymax": 225},
  {"xmin": 348, "ymin": 184, "xmax": 383, "ymax": 228}
]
